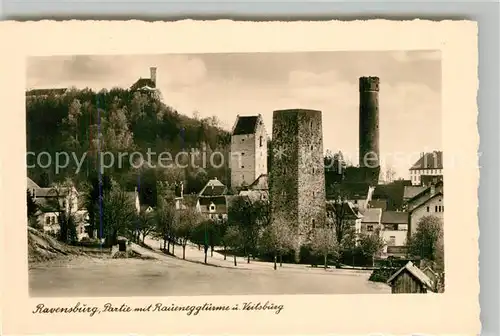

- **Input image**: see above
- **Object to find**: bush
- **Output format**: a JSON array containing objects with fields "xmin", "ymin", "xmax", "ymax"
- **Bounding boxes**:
[{"xmin": 369, "ymin": 267, "xmax": 398, "ymax": 283}]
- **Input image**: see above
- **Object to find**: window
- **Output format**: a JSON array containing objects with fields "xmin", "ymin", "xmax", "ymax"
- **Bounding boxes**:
[
  {"xmin": 51, "ymin": 217, "xmax": 55, "ymax": 224},
  {"xmin": 388, "ymin": 236, "xmax": 396, "ymax": 246},
  {"xmin": 312, "ymin": 219, "xmax": 316, "ymax": 229},
  {"xmin": 309, "ymin": 121, "xmax": 313, "ymax": 129},
  {"xmin": 283, "ymin": 167, "xmax": 287, "ymax": 174},
  {"xmin": 435, "ymin": 205, "xmax": 438, "ymax": 212},
  {"xmin": 399, "ymin": 224, "xmax": 408, "ymax": 231},
  {"xmin": 354, "ymin": 199, "xmax": 358, "ymax": 204},
  {"xmin": 241, "ymin": 138, "xmax": 245, "ymax": 142},
  {"xmin": 62, "ymin": 200, "xmax": 66, "ymax": 207},
  {"xmin": 241, "ymin": 152, "xmax": 245, "ymax": 156},
  {"xmin": 367, "ymin": 225, "xmax": 373, "ymax": 231},
  {"xmin": 46, "ymin": 217, "xmax": 50, "ymax": 225},
  {"xmin": 426, "ymin": 206, "xmax": 430, "ymax": 212},
  {"xmin": 312, "ymin": 168, "xmax": 315, "ymax": 174},
  {"xmin": 259, "ymin": 136, "xmax": 263, "ymax": 147},
  {"xmin": 312, "ymin": 191, "xmax": 315, "ymax": 197},
  {"xmin": 281, "ymin": 191, "xmax": 286, "ymax": 197},
  {"xmin": 310, "ymin": 145, "xmax": 313, "ymax": 150},
  {"xmin": 241, "ymin": 165, "xmax": 245, "ymax": 169},
  {"xmin": 218, "ymin": 214, "xmax": 223, "ymax": 220},
  {"xmin": 209, "ymin": 203, "xmax": 216, "ymax": 212}
]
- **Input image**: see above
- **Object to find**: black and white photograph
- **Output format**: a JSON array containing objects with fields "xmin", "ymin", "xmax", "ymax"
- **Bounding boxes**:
[{"xmin": 26, "ymin": 50, "xmax": 445, "ymax": 297}]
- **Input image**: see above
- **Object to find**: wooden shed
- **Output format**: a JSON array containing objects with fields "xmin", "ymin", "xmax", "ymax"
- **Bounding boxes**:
[{"xmin": 387, "ymin": 261, "xmax": 434, "ymax": 294}]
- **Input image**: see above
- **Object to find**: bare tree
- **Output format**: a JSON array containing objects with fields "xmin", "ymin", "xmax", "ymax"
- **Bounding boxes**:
[
  {"xmin": 173, "ymin": 208, "xmax": 202, "ymax": 260},
  {"xmin": 260, "ymin": 218, "xmax": 294, "ymax": 270},
  {"xmin": 309, "ymin": 227, "xmax": 340, "ymax": 269},
  {"xmin": 223, "ymin": 226, "xmax": 243, "ymax": 266}
]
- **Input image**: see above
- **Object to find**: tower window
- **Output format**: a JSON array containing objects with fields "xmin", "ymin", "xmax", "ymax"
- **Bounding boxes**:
[
  {"xmin": 426, "ymin": 206, "xmax": 430, "ymax": 212},
  {"xmin": 310, "ymin": 121, "xmax": 313, "ymax": 129},
  {"xmin": 259, "ymin": 136, "xmax": 263, "ymax": 147},
  {"xmin": 310, "ymin": 145, "xmax": 313, "ymax": 150},
  {"xmin": 312, "ymin": 219, "xmax": 316, "ymax": 228}
]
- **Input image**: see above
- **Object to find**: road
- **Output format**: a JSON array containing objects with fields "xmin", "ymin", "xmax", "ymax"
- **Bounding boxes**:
[{"xmin": 29, "ymin": 238, "xmax": 390, "ymax": 297}]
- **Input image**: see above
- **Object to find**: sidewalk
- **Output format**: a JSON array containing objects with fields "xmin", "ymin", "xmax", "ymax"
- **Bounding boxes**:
[{"xmin": 142, "ymin": 236, "xmax": 373, "ymax": 276}]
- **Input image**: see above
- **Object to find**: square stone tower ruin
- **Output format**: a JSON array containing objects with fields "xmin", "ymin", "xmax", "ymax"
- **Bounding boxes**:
[{"xmin": 270, "ymin": 109, "xmax": 327, "ymax": 262}]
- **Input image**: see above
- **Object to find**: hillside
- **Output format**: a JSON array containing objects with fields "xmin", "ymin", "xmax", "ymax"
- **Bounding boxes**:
[
  {"xmin": 27, "ymin": 227, "xmax": 84, "ymax": 264},
  {"xmin": 26, "ymin": 87, "xmax": 232, "ymax": 201}
]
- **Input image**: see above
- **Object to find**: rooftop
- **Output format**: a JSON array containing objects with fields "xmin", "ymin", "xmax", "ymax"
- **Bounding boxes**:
[
  {"xmin": 410, "ymin": 151, "xmax": 443, "ymax": 170},
  {"xmin": 381, "ymin": 211, "xmax": 409, "ymax": 224},
  {"xmin": 387, "ymin": 261, "xmax": 434, "ymax": 290},
  {"xmin": 232, "ymin": 115, "xmax": 260, "ymax": 135},
  {"xmin": 360, "ymin": 208, "xmax": 382, "ymax": 223}
]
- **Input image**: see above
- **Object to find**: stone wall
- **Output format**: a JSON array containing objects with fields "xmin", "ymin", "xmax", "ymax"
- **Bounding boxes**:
[{"xmin": 270, "ymin": 109, "xmax": 327, "ymax": 261}]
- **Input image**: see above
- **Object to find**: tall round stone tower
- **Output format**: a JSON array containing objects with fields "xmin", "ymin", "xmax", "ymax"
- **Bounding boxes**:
[
  {"xmin": 359, "ymin": 76, "xmax": 380, "ymax": 169},
  {"xmin": 270, "ymin": 109, "xmax": 327, "ymax": 263}
]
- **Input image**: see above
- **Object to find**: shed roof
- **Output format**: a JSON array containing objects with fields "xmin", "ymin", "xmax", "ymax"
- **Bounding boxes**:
[
  {"xmin": 27, "ymin": 177, "xmax": 40, "ymax": 189},
  {"xmin": 387, "ymin": 261, "xmax": 434, "ymax": 290}
]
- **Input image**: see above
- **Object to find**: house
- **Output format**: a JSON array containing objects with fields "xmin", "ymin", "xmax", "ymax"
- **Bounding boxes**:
[
  {"xmin": 130, "ymin": 67, "xmax": 161, "ymax": 99},
  {"xmin": 326, "ymin": 182, "xmax": 374, "ymax": 210},
  {"xmin": 125, "ymin": 187, "xmax": 152, "ymax": 215},
  {"xmin": 406, "ymin": 181, "xmax": 444, "ymax": 235},
  {"xmin": 238, "ymin": 174, "xmax": 269, "ymax": 203},
  {"xmin": 326, "ymin": 201, "xmax": 363, "ymax": 234},
  {"xmin": 387, "ymin": 261, "xmax": 434, "ymax": 293},
  {"xmin": 360, "ymin": 208, "xmax": 382, "ymax": 234},
  {"xmin": 28, "ymin": 177, "xmax": 89, "ymax": 240},
  {"xmin": 380, "ymin": 211, "xmax": 409, "ymax": 257},
  {"xmin": 409, "ymin": 151, "xmax": 443, "ymax": 186},
  {"xmin": 196, "ymin": 178, "xmax": 233, "ymax": 221},
  {"xmin": 370, "ymin": 179, "xmax": 412, "ymax": 211},
  {"xmin": 230, "ymin": 114, "xmax": 268, "ymax": 190}
]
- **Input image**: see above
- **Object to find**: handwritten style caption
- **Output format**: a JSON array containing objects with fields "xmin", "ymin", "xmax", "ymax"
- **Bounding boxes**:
[{"xmin": 33, "ymin": 301, "xmax": 284, "ymax": 317}]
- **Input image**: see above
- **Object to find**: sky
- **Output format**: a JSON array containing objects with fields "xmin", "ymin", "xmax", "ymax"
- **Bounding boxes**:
[{"xmin": 27, "ymin": 51, "xmax": 441, "ymax": 179}]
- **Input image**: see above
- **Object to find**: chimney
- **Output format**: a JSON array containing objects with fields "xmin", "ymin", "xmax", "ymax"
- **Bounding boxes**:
[
  {"xmin": 359, "ymin": 76, "xmax": 380, "ymax": 169},
  {"xmin": 150, "ymin": 67, "xmax": 157, "ymax": 87}
]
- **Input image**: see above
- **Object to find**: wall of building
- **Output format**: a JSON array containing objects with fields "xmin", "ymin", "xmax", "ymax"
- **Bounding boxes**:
[
  {"xmin": 381, "ymin": 227, "xmax": 407, "ymax": 249},
  {"xmin": 230, "ymin": 117, "xmax": 268, "ymax": 189},
  {"xmin": 410, "ymin": 168, "xmax": 444, "ymax": 185},
  {"xmin": 409, "ymin": 195, "xmax": 444, "ymax": 235},
  {"xmin": 270, "ymin": 109, "xmax": 326, "ymax": 258}
]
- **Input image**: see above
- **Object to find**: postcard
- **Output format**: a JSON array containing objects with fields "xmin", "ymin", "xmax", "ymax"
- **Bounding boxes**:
[{"xmin": 0, "ymin": 19, "xmax": 479, "ymax": 335}]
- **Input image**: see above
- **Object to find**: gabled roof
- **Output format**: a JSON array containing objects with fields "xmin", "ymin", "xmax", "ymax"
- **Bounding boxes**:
[
  {"xmin": 326, "ymin": 201, "xmax": 362, "ymax": 219},
  {"xmin": 410, "ymin": 151, "xmax": 443, "ymax": 170},
  {"xmin": 403, "ymin": 186, "xmax": 427, "ymax": 200},
  {"xmin": 387, "ymin": 261, "xmax": 434, "ymax": 290},
  {"xmin": 239, "ymin": 190, "xmax": 268, "ymax": 203},
  {"xmin": 327, "ymin": 182, "xmax": 371, "ymax": 200},
  {"xmin": 34, "ymin": 186, "xmax": 77, "ymax": 198},
  {"xmin": 360, "ymin": 208, "xmax": 382, "ymax": 223},
  {"xmin": 381, "ymin": 211, "xmax": 409, "ymax": 224},
  {"xmin": 248, "ymin": 174, "xmax": 268, "ymax": 191},
  {"xmin": 131, "ymin": 78, "xmax": 156, "ymax": 91},
  {"xmin": 27, "ymin": 177, "xmax": 40, "ymax": 189},
  {"xmin": 407, "ymin": 180, "xmax": 443, "ymax": 205},
  {"xmin": 199, "ymin": 178, "xmax": 227, "ymax": 197},
  {"xmin": 410, "ymin": 191, "xmax": 443, "ymax": 213},
  {"xmin": 232, "ymin": 115, "xmax": 259, "ymax": 135}
]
